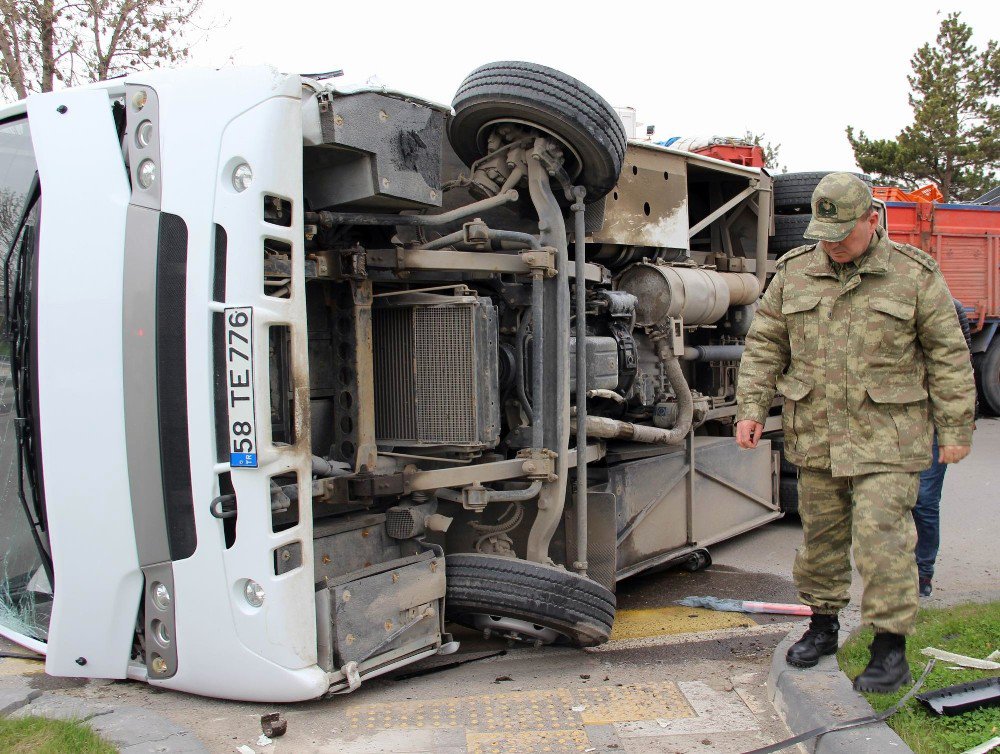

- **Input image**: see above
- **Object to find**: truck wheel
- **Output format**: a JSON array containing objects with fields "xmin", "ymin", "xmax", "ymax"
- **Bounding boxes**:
[
  {"xmin": 774, "ymin": 171, "xmax": 872, "ymax": 214},
  {"xmin": 679, "ymin": 549, "xmax": 712, "ymax": 572},
  {"xmin": 449, "ymin": 61, "xmax": 627, "ymax": 202},
  {"xmin": 779, "ymin": 476, "xmax": 799, "ymax": 515},
  {"xmin": 770, "ymin": 214, "xmax": 812, "ymax": 255},
  {"xmin": 445, "ymin": 553, "xmax": 616, "ymax": 647},
  {"xmin": 976, "ymin": 336, "xmax": 1000, "ymax": 416}
]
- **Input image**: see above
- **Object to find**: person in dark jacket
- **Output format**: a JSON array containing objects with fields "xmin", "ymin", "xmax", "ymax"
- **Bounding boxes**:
[{"xmin": 913, "ymin": 299, "xmax": 974, "ymax": 598}]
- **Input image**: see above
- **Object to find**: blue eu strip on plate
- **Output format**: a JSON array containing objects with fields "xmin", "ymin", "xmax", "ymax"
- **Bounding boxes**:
[{"xmin": 230, "ymin": 453, "xmax": 258, "ymax": 468}]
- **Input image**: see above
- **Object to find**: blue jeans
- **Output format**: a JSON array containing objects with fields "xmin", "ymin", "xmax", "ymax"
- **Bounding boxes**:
[{"xmin": 913, "ymin": 434, "xmax": 946, "ymax": 580}]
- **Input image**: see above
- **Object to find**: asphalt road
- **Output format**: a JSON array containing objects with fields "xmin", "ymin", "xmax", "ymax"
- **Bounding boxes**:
[{"xmin": 706, "ymin": 415, "xmax": 1000, "ymax": 609}]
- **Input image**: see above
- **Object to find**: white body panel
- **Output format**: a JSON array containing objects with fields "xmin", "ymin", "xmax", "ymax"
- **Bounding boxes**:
[
  {"xmin": 132, "ymin": 66, "xmax": 322, "ymax": 701},
  {"xmin": 28, "ymin": 88, "xmax": 142, "ymax": 677},
  {"xmin": 21, "ymin": 66, "xmax": 325, "ymax": 700}
]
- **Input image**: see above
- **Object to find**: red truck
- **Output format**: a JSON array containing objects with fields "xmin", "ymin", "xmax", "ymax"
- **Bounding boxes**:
[{"xmin": 884, "ymin": 201, "xmax": 1000, "ymax": 415}]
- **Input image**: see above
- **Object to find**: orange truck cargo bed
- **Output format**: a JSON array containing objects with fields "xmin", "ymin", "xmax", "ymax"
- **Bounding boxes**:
[
  {"xmin": 886, "ymin": 201, "xmax": 1000, "ymax": 331},
  {"xmin": 886, "ymin": 200, "xmax": 1000, "ymax": 414}
]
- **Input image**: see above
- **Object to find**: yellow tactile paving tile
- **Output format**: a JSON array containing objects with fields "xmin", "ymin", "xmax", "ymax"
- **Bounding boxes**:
[
  {"xmin": 573, "ymin": 682, "xmax": 692, "ymax": 724},
  {"xmin": 609, "ymin": 605, "xmax": 751, "ymax": 640},
  {"xmin": 348, "ymin": 687, "xmax": 572, "ymax": 731},
  {"xmin": 347, "ymin": 681, "xmax": 694, "ymax": 734},
  {"xmin": 466, "ymin": 728, "xmax": 590, "ymax": 754}
]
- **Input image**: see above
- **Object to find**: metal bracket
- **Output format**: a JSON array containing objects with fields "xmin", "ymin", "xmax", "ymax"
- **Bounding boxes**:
[
  {"xmin": 338, "ymin": 661, "xmax": 362, "ymax": 693},
  {"xmin": 312, "ymin": 244, "xmax": 367, "ymax": 281},
  {"xmin": 516, "ymin": 448, "xmax": 557, "ymax": 481},
  {"xmin": 519, "ymin": 248, "xmax": 557, "ymax": 277},
  {"xmin": 442, "ymin": 483, "xmax": 491, "ymax": 512},
  {"xmin": 462, "ymin": 219, "xmax": 491, "ymax": 248},
  {"xmin": 316, "ymin": 471, "xmax": 413, "ymax": 505},
  {"xmin": 688, "ymin": 185, "xmax": 757, "ymax": 238},
  {"xmin": 656, "ymin": 317, "xmax": 685, "ymax": 357}
]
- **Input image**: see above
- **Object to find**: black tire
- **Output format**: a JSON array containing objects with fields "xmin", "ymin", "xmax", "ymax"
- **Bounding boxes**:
[
  {"xmin": 770, "ymin": 214, "xmax": 812, "ymax": 255},
  {"xmin": 679, "ymin": 549, "xmax": 712, "ymax": 572},
  {"xmin": 449, "ymin": 61, "xmax": 626, "ymax": 203},
  {"xmin": 773, "ymin": 171, "xmax": 873, "ymax": 214},
  {"xmin": 954, "ymin": 301, "xmax": 973, "ymax": 351},
  {"xmin": 445, "ymin": 553, "xmax": 616, "ymax": 647},
  {"xmin": 779, "ymin": 476, "xmax": 799, "ymax": 515},
  {"xmin": 976, "ymin": 335, "xmax": 1000, "ymax": 416}
]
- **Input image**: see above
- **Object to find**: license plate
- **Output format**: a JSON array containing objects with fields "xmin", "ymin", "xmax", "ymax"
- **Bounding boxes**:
[{"xmin": 224, "ymin": 306, "xmax": 259, "ymax": 468}]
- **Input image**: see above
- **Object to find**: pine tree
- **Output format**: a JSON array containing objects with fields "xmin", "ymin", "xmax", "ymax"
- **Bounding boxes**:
[{"xmin": 846, "ymin": 12, "xmax": 999, "ymax": 202}]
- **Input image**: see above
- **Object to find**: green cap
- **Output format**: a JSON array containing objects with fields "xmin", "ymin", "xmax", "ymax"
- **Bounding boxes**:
[{"xmin": 803, "ymin": 173, "xmax": 873, "ymax": 242}]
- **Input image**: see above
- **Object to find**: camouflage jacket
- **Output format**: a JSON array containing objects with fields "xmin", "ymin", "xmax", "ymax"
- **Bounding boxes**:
[{"xmin": 736, "ymin": 227, "xmax": 975, "ymax": 476}]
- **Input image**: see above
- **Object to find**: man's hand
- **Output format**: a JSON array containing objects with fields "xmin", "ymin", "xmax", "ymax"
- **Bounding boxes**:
[
  {"xmin": 736, "ymin": 420, "xmax": 764, "ymax": 449},
  {"xmin": 939, "ymin": 445, "xmax": 971, "ymax": 464}
]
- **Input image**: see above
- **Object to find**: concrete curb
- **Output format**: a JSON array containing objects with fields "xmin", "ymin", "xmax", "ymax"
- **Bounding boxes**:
[
  {"xmin": 766, "ymin": 623, "xmax": 914, "ymax": 754},
  {"xmin": 0, "ymin": 684, "xmax": 207, "ymax": 753}
]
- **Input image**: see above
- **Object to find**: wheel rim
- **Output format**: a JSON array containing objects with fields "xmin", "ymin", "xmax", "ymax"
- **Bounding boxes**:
[
  {"xmin": 475, "ymin": 117, "xmax": 584, "ymax": 181},
  {"xmin": 471, "ymin": 614, "xmax": 561, "ymax": 645}
]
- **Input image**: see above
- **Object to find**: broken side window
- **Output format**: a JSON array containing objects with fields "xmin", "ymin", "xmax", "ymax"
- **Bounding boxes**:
[{"xmin": 0, "ymin": 115, "xmax": 51, "ymax": 643}]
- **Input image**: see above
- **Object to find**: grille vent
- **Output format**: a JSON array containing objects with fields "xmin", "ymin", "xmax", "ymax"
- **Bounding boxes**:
[
  {"xmin": 385, "ymin": 506, "xmax": 422, "ymax": 539},
  {"xmin": 373, "ymin": 308, "xmax": 417, "ymax": 440},
  {"xmin": 373, "ymin": 298, "xmax": 499, "ymax": 450},
  {"xmin": 414, "ymin": 307, "xmax": 475, "ymax": 443}
]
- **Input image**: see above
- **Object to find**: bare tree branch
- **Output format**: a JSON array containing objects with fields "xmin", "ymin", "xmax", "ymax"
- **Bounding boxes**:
[{"xmin": 0, "ymin": 0, "xmax": 211, "ymax": 101}]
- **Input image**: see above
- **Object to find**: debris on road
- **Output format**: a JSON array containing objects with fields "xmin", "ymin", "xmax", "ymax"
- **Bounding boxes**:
[
  {"xmin": 493, "ymin": 675, "xmax": 513, "ymax": 683},
  {"xmin": 256, "ymin": 734, "xmax": 272, "ymax": 747},
  {"xmin": 959, "ymin": 735, "xmax": 1000, "ymax": 754},
  {"xmin": 392, "ymin": 650, "xmax": 506, "ymax": 681},
  {"xmin": 677, "ymin": 596, "xmax": 812, "ymax": 616},
  {"xmin": 920, "ymin": 647, "xmax": 1000, "ymax": 670},
  {"xmin": 917, "ymin": 677, "xmax": 1000, "ymax": 716},
  {"xmin": 260, "ymin": 712, "xmax": 287, "ymax": 738},
  {"xmin": 236, "ymin": 746, "xmax": 255, "ymax": 754}
]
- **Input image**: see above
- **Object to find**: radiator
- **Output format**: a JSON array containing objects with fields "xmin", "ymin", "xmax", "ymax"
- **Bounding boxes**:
[{"xmin": 373, "ymin": 297, "xmax": 500, "ymax": 450}]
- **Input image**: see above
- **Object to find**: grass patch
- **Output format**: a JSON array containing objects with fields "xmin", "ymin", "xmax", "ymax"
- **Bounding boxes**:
[
  {"xmin": 0, "ymin": 715, "xmax": 116, "ymax": 753},
  {"xmin": 838, "ymin": 601, "xmax": 1000, "ymax": 754}
]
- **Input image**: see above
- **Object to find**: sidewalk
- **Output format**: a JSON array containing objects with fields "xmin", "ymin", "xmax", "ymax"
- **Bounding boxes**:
[
  {"xmin": 0, "ymin": 652, "xmax": 205, "ymax": 752},
  {"xmin": 2, "ymin": 607, "xmax": 801, "ymax": 753}
]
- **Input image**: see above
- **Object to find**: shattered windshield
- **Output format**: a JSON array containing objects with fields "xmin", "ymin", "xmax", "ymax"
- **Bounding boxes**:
[{"xmin": 0, "ymin": 116, "xmax": 50, "ymax": 643}]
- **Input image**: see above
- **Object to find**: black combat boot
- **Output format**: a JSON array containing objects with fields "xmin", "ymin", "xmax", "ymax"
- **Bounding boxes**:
[
  {"xmin": 853, "ymin": 632, "xmax": 912, "ymax": 693},
  {"xmin": 785, "ymin": 613, "xmax": 840, "ymax": 668}
]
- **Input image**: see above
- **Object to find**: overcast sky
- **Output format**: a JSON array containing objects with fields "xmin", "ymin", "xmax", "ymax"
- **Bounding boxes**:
[{"xmin": 189, "ymin": 0, "xmax": 996, "ymax": 174}]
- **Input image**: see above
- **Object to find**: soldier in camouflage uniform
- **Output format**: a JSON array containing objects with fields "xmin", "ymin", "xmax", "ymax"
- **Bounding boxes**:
[{"xmin": 735, "ymin": 173, "xmax": 975, "ymax": 693}]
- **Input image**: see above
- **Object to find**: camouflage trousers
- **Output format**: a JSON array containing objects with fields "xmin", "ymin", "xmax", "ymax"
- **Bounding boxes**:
[{"xmin": 793, "ymin": 468, "xmax": 920, "ymax": 635}]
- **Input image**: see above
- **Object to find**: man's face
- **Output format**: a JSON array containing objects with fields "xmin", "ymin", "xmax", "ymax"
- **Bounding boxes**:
[{"xmin": 819, "ymin": 211, "xmax": 879, "ymax": 264}]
